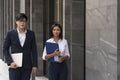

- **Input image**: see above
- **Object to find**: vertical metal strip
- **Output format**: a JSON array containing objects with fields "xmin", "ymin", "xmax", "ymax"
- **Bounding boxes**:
[
  {"xmin": 3, "ymin": 0, "xmax": 6, "ymax": 36},
  {"xmin": 12, "ymin": 0, "xmax": 15, "ymax": 29},
  {"xmin": 57, "ymin": 0, "xmax": 60, "ymax": 22},
  {"xmin": 63, "ymin": 0, "xmax": 65, "ymax": 38},
  {"xmin": 20, "ymin": 0, "xmax": 25, "ymax": 13},
  {"xmin": 0, "ymin": 0, "xmax": 2, "ymax": 59},
  {"xmin": 70, "ymin": 0, "xmax": 73, "ymax": 79},
  {"xmin": 30, "ymin": 0, "xmax": 32, "ymax": 30},
  {"xmin": 55, "ymin": 0, "xmax": 60, "ymax": 23},
  {"xmin": 6, "ymin": 0, "xmax": 8, "ymax": 31}
]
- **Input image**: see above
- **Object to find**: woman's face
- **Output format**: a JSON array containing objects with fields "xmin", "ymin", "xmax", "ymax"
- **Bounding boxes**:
[{"xmin": 52, "ymin": 26, "xmax": 61, "ymax": 37}]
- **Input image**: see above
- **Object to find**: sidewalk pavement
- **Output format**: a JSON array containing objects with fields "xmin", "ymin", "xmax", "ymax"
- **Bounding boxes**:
[
  {"xmin": 36, "ymin": 76, "xmax": 48, "ymax": 80},
  {"xmin": 0, "ymin": 59, "xmax": 48, "ymax": 80},
  {"xmin": 0, "ymin": 59, "xmax": 9, "ymax": 80}
]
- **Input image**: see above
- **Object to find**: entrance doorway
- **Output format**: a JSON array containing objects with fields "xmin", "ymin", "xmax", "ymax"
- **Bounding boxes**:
[{"xmin": 43, "ymin": 0, "xmax": 63, "ymax": 76}]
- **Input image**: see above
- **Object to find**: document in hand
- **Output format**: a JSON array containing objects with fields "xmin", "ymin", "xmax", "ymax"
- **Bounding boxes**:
[
  {"xmin": 11, "ymin": 53, "xmax": 23, "ymax": 67},
  {"xmin": 45, "ymin": 42, "xmax": 59, "ymax": 62}
]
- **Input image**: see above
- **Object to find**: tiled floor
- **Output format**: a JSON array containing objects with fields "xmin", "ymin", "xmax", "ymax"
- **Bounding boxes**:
[{"xmin": 0, "ymin": 59, "xmax": 48, "ymax": 80}]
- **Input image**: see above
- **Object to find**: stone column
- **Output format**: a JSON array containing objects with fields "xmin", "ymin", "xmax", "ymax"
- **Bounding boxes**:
[
  {"xmin": 65, "ymin": 0, "xmax": 85, "ymax": 80},
  {"xmin": 86, "ymin": 0, "xmax": 117, "ymax": 80},
  {"xmin": 118, "ymin": 0, "xmax": 120, "ymax": 79},
  {"xmin": 0, "ymin": 0, "xmax": 4, "ymax": 59}
]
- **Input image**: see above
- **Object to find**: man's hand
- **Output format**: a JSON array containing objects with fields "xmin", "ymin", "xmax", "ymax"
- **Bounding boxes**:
[
  {"xmin": 10, "ymin": 62, "xmax": 18, "ymax": 68},
  {"xmin": 32, "ymin": 67, "xmax": 37, "ymax": 74}
]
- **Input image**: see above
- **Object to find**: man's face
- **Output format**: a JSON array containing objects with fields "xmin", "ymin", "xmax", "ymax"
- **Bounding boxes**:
[{"xmin": 16, "ymin": 18, "xmax": 27, "ymax": 29}]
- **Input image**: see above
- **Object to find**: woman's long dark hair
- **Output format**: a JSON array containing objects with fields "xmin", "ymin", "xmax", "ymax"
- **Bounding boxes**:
[{"xmin": 50, "ymin": 23, "xmax": 63, "ymax": 39}]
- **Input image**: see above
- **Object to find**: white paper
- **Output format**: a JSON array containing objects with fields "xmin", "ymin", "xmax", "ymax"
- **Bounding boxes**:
[
  {"xmin": 11, "ymin": 53, "xmax": 23, "ymax": 67},
  {"xmin": 54, "ymin": 56, "xmax": 59, "ymax": 62}
]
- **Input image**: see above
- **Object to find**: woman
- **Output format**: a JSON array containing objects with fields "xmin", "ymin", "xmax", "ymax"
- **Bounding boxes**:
[{"xmin": 42, "ymin": 23, "xmax": 70, "ymax": 80}]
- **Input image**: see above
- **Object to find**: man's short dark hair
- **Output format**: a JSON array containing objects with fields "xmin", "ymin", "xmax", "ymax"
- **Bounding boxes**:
[{"xmin": 15, "ymin": 13, "xmax": 28, "ymax": 21}]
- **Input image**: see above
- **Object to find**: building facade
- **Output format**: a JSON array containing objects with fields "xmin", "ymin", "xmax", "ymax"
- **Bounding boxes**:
[
  {"xmin": 0, "ymin": 0, "xmax": 118, "ymax": 80},
  {"xmin": 0, "ymin": 0, "xmax": 85, "ymax": 80}
]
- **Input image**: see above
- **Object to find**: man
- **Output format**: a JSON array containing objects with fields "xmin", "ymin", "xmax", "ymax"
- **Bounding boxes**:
[{"xmin": 3, "ymin": 13, "xmax": 38, "ymax": 80}]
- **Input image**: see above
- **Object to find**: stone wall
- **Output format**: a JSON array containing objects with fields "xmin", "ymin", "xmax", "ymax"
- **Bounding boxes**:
[{"xmin": 86, "ymin": 0, "xmax": 117, "ymax": 80}]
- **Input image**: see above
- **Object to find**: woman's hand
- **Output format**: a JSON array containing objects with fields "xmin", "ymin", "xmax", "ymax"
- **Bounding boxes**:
[
  {"xmin": 54, "ymin": 49, "xmax": 60, "ymax": 56},
  {"xmin": 59, "ymin": 55, "xmax": 69, "ymax": 63},
  {"xmin": 59, "ymin": 57, "xmax": 64, "ymax": 63},
  {"xmin": 45, "ymin": 49, "xmax": 60, "ymax": 60}
]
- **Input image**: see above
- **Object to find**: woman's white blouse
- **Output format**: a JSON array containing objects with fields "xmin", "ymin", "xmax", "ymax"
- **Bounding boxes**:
[{"xmin": 42, "ymin": 38, "xmax": 70, "ymax": 60}]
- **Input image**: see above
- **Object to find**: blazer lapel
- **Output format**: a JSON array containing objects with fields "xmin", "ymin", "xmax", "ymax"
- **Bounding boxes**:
[
  {"xmin": 14, "ymin": 29, "xmax": 22, "ymax": 48},
  {"xmin": 23, "ymin": 30, "xmax": 29, "ymax": 48}
]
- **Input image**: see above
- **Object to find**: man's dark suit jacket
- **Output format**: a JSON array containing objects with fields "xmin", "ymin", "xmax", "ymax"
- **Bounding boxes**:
[{"xmin": 3, "ymin": 29, "xmax": 38, "ymax": 69}]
